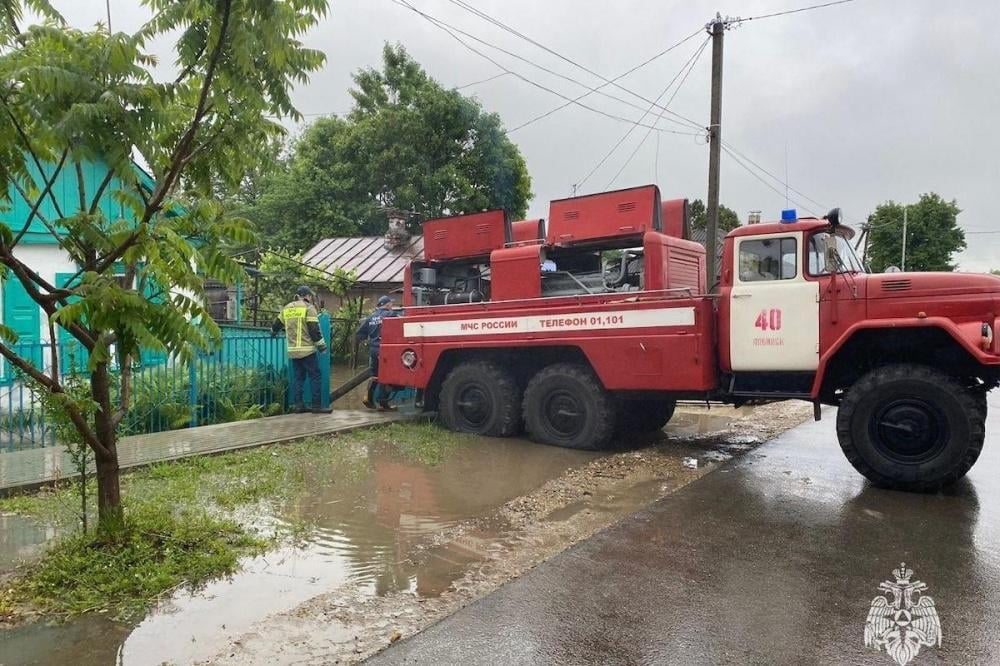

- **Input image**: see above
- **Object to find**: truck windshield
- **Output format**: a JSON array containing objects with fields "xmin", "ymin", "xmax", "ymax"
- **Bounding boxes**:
[{"xmin": 808, "ymin": 232, "xmax": 865, "ymax": 275}]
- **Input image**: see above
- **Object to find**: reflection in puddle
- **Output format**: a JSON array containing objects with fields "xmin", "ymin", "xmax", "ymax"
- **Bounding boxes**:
[
  {"xmin": 1, "ymin": 433, "xmax": 599, "ymax": 666},
  {"xmin": 666, "ymin": 409, "xmax": 740, "ymax": 437}
]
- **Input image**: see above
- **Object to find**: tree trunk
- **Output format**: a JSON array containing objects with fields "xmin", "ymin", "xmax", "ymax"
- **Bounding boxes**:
[
  {"xmin": 94, "ymin": 444, "xmax": 124, "ymax": 535},
  {"xmin": 91, "ymin": 362, "xmax": 125, "ymax": 535}
]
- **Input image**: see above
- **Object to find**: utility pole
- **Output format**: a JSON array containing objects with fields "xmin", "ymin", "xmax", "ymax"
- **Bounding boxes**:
[
  {"xmin": 705, "ymin": 14, "xmax": 725, "ymax": 289},
  {"xmin": 901, "ymin": 206, "xmax": 908, "ymax": 271}
]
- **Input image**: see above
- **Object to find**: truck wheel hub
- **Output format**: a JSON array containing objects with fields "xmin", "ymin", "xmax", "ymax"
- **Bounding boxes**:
[
  {"xmin": 544, "ymin": 390, "xmax": 583, "ymax": 437},
  {"xmin": 456, "ymin": 386, "xmax": 491, "ymax": 427},
  {"xmin": 871, "ymin": 398, "xmax": 948, "ymax": 462}
]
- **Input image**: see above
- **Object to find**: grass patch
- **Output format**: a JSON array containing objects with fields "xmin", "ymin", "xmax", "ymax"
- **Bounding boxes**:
[
  {"xmin": 3, "ymin": 506, "xmax": 266, "ymax": 620},
  {"xmin": 337, "ymin": 421, "xmax": 468, "ymax": 465},
  {"xmin": 0, "ymin": 421, "xmax": 467, "ymax": 622}
]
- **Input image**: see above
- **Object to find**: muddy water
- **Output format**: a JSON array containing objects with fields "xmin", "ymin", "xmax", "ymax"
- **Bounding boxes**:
[
  {"xmin": 330, "ymin": 363, "xmax": 371, "ymax": 411},
  {"xmin": 1, "ymin": 407, "xmax": 748, "ymax": 666},
  {"xmin": 1, "ymin": 433, "xmax": 602, "ymax": 665}
]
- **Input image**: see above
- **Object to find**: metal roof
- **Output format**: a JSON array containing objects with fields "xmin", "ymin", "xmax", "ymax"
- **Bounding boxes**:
[{"xmin": 302, "ymin": 235, "xmax": 424, "ymax": 285}]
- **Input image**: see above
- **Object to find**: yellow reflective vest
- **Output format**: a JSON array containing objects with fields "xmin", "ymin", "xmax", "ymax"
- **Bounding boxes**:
[{"xmin": 278, "ymin": 299, "xmax": 322, "ymax": 359}]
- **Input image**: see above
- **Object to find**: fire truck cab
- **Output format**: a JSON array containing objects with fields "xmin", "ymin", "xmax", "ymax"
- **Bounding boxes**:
[{"xmin": 378, "ymin": 185, "xmax": 1000, "ymax": 492}]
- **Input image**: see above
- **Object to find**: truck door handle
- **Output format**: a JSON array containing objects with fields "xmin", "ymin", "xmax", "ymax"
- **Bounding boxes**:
[{"xmin": 732, "ymin": 293, "xmax": 752, "ymax": 299}]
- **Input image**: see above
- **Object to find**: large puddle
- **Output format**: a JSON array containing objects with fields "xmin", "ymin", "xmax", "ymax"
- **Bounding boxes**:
[
  {"xmin": 0, "ymin": 405, "xmax": 747, "ymax": 665},
  {"xmin": 1, "ymin": 431, "xmax": 603, "ymax": 665}
]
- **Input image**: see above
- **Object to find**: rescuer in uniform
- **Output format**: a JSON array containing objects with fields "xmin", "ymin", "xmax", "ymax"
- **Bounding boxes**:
[
  {"xmin": 272, "ymin": 286, "xmax": 329, "ymax": 413},
  {"xmin": 356, "ymin": 295, "xmax": 402, "ymax": 410}
]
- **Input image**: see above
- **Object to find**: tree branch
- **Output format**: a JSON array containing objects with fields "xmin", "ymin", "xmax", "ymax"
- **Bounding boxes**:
[
  {"xmin": 92, "ymin": 1, "xmax": 235, "ymax": 277},
  {"xmin": 141, "ymin": 0, "xmax": 233, "ymax": 222},
  {"xmin": 88, "ymin": 168, "xmax": 115, "ymax": 216},
  {"xmin": 8, "ymin": 176, "xmax": 68, "ymax": 248},
  {"xmin": 173, "ymin": 42, "xmax": 208, "ymax": 85},
  {"xmin": 48, "ymin": 318, "xmax": 59, "ymax": 381},
  {"xmin": 3, "ymin": 3, "xmax": 24, "ymax": 45},
  {"xmin": 75, "ymin": 160, "xmax": 87, "ymax": 213},
  {"xmin": 0, "ymin": 249, "xmax": 96, "ymax": 349},
  {"xmin": 0, "ymin": 90, "xmax": 65, "ymax": 220},
  {"xmin": 0, "ymin": 338, "xmax": 103, "ymax": 455},
  {"xmin": 10, "ymin": 148, "xmax": 69, "ymax": 248}
]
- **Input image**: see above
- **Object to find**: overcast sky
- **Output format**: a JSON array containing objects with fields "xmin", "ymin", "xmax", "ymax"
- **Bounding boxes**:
[{"xmin": 53, "ymin": 0, "xmax": 1000, "ymax": 270}]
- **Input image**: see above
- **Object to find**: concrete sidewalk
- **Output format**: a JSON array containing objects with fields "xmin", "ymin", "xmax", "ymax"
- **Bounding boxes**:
[
  {"xmin": 372, "ymin": 393, "xmax": 1000, "ymax": 665},
  {"xmin": 0, "ymin": 409, "xmax": 405, "ymax": 492}
]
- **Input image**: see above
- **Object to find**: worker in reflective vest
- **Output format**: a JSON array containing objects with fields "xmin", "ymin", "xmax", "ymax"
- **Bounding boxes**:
[{"xmin": 272, "ymin": 286, "xmax": 329, "ymax": 413}]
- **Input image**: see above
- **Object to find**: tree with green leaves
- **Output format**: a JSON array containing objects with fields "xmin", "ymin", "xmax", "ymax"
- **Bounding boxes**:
[
  {"xmin": 867, "ymin": 194, "xmax": 965, "ymax": 273},
  {"xmin": 250, "ymin": 43, "xmax": 532, "ymax": 252},
  {"xmin": 688, "ymin": 198, "xmax": 741, "ymax": 232},
  {"xmin": 253, "ymin": 250, "xmax": 355, "ymax": 314},
  {"xmin": 0, "ymin": 0, "xmax": 327, "ymax": 533}
]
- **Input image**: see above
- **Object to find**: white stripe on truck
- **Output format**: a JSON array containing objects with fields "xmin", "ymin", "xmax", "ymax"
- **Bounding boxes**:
[{"xmin": 402, "ymin": 306, "xmax": 696, "ymax": 338}]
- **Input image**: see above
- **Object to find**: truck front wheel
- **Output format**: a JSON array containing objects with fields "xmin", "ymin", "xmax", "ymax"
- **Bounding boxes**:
[
  {"xmin": 836, "ymin": 364, "xmax": 985, "ymax": 492},
  {"xmin": 439, "ymin": 361, "xmax": 521, "ymax": 437},
  {"xmin": 523, "ymin": 363, "xmax": 617, "ymax": 450},
  {"xmin": 619, "ymin": 398, "xmax": 677, "ymax": 434}
]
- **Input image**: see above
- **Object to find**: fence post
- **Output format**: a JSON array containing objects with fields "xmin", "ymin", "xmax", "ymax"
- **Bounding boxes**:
[
  {"xmin": 188, "ymin": 358, "xmax": 198, "ymax": 428},
  {"xmin": 319, "ymin": 312, "xmax": 331, "ymax": 410}
]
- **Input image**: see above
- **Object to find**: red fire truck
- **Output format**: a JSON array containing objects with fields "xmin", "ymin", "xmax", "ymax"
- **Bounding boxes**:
[{"xmin": 377, "ymin": 185, "xmax": 999, "ymax": 492}]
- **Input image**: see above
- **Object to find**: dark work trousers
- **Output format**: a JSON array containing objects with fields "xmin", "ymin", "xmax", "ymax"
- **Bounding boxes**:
[
  {"xmin": 366, "ymin": 346, "xmax": 387, "ymax": 406},
  {"xmin": 291, "ymin": 353, "xmax": 321, "ymax": 408}
]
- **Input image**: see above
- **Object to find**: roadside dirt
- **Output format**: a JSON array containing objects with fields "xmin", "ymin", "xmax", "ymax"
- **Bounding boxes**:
[{"xmin": 201, "ymin": 401, "xmax": 814, "ymax": 665}]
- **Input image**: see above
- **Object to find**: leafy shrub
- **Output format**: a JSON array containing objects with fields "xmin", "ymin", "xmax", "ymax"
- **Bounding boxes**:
[{"xmin": 122, "ymin": 363, "xmax": 288, "ymax": 435}]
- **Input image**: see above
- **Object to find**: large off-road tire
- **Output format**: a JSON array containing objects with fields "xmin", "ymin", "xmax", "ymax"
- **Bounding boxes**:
[
  {"xmin": 618, "ymin": 398, "xmax": 677, "ymax": 434},
  {"xmin": 439, "ymin": 361, "xmax": 521, "ymax": 437},
  {"xmin": 523, "ymin": 363, "xmax": 617, "ymax": 450},
  {"xmin": 836, "ymin": 364, "xmax": 986, "ymax": 492}
]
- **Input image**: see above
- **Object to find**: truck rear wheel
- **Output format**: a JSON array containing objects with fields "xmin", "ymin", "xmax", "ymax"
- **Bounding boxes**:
[
  {"xmin": 619, "ymin": 398, "xmax": 677, "ymax": 434},
  {"xmin": 836, "ymin": 364, "xmax": 985, "ymax": 492},
  {"xmin": 439, "ymin": 361, "xmax": 521, "ymax": 437},
  {"xmin": 523, "ymin": 363, "xmax": 617, "ymax": 450}
]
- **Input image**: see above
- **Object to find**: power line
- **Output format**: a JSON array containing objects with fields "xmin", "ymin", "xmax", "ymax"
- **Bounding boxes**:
[
  {"xmin": 732, "ymin": 0, "xmax": 858, "ymax": 24},
  {"xmin": 576, "ymin": 36, "xmax": 711, "ymax": 192},
  {"xmin": 391, "ymin": 0, "xmax": 703, "ymax": 137},
  {"xmin": 606, "ymin": 37, "xmax": 711, "ymax": 189},
  {"xmin": 441, "ymin": 0, "xmax": 706, "ymax": 131},
  {"xmin": 393, "ymin": 0, "xmax": 701, "ymax": 131},
  {"xmin": 722, "ymin": 145, "xmax": 821, "ymax": 217},
  {"xmin": 722, "ymin": 141, "xmax": 831, "ymax": 213},
  {"xmin": 507, "ymin": 27, "xmax": 705, "ymax": 134},
  {"xmin": 454, "ymin": 72, "xmax": 509, "ymax": 90}
]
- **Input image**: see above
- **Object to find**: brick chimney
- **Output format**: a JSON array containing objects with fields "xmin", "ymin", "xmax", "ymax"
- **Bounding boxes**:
[{"xmin": 383, "ymin": 210, "xmax": 410, "ymax": 249}]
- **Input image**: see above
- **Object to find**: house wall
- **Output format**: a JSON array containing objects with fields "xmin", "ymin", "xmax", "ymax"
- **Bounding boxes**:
[
  {"xmin": 315, "ymin": 283, "xmax": 402, "ymax": 317},
  {"xmin": 1, "ymin": 158, "xmax": 145, "ymax": 244},
  {"xmin": 4, "ymin": 245, "xmax": 77, "ymax": 342}
]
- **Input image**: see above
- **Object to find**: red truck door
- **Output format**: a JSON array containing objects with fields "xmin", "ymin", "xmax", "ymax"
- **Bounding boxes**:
[{"xmin": 728, "ymin": 231, "xmax": 820, "ymax": 371}]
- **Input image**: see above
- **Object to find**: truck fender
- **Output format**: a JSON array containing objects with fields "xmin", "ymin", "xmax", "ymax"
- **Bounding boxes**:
[{"xmin": 810, "ymin": 317, "xmax": 996, "ymax": 397}]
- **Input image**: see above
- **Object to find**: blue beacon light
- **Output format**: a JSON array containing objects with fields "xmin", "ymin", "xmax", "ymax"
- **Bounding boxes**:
[{"xmin": 780, "ymin": 209, "xmax": 798, "ymax": 223}]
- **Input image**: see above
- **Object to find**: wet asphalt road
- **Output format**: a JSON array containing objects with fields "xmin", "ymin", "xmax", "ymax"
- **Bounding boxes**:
[{"xmin": 371, "ymin": 392, "xmax": 1000, "ymax": 665}]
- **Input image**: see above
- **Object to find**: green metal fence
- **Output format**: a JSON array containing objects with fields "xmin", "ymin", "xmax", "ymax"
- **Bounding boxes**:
[{"xmin": 0, "ymin": 322, "xmax": 326, "ymax": 452}]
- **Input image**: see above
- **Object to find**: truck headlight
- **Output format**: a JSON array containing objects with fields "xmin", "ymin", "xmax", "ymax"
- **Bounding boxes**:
[{"xmin": 401, "ymin": 349, "xmax": 418, "ymax": 369}]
